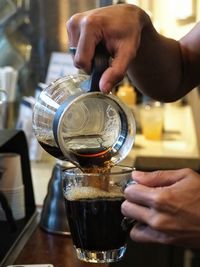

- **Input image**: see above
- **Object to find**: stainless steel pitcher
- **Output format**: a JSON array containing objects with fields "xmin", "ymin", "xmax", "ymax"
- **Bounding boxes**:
[{"xmin": 33, "ymin": 44, "xmax": 136, "ymax": 169}]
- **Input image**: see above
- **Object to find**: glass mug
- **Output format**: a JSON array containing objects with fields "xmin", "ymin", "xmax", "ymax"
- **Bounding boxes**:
[{"xmin": 62, "ymin": 165, "xmax": 133, "ymax": 263}]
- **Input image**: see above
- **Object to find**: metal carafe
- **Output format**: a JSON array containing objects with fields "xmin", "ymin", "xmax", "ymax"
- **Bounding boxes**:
[
  {"xmin": 40, "ymin": 161, "xmax": 71, "ymax": 235},
  {"xmin": 33, "ymin": 44, "xmax": 136, "ymax": 169}
]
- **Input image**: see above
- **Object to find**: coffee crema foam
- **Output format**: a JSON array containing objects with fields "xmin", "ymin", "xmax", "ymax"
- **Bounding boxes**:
[{"xmin": 64, "ymin": 186, "xmax": 123, "ymax": 201}]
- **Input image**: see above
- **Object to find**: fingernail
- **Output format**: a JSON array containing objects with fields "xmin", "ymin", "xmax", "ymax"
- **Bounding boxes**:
[{"xmin": 101, "ymin": 82, "xmax": 112, "ymax": 93}]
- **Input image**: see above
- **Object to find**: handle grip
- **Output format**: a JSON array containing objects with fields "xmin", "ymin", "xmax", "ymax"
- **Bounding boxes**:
[{"xmin": 88, "ymin": 43, "xmax": 110, "ymax": 92}]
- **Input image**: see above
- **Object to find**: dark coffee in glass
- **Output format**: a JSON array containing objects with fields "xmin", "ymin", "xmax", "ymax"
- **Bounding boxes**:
[{"xmin": 62, "ymin": 166, "xmax": 132, "ymax": 263}]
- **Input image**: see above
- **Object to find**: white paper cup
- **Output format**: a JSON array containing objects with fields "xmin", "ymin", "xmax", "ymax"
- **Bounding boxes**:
[
  {"xmin": 0, "ymin": 89, "xmax": 7, "ymax": 129},
  {"xmin": 0, "ymin": 153, "xmax": 23, "ymax": 190},
  {"xmin": 0, "ymin": 185, "xmax": 25, "ymax": 220}
]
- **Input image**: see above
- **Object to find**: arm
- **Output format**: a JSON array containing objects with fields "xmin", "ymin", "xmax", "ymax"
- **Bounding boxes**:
[
  {"xmin": 127, "ymin": 23, "xmax": 183, "ymax": 102},
  {"xmin": 67, "ymin": 4, "xmax": 200, "ymax": 101},
  {"xmin": 128, "ymin": 21, "xmax": 200, "ymax": 101},
  {"xmin": 179, "ymin": 22, "xmax": 200, "ymax": 95}
]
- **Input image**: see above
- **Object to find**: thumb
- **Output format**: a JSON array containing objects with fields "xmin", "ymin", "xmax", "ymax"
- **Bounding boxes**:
[
  {"xmin": 99, "ymin": 64, "xmax": 125, "ymax": 93},
  {"xmin": 99, "ymin": 46, "xmax": 134, "ymax": 93},
  {"xmin": 132, "ymin": 169, "xmax": 187, "ymax": 187}
]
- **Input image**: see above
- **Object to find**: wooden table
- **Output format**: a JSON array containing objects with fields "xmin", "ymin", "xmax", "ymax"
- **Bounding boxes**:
[
  {"xmin": 14, "ymin": 227, "xmax": 108, "ymax": 267},
  {"xmin": 14, "ymin": 225, "xmax": 186, "ymax": 267}
]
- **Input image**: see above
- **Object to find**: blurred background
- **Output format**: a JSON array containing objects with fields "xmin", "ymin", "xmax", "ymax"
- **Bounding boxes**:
[
  {"xmin": 0, "ymin": 1, "xmax": 200, "ymax": 267},
  {"xmin": 0, "ymin": 0, "xmax": 199, "ymax": 164},
  {"xmin": 0, "ymin": 0, "xmax": 199, "ymax": 94}
]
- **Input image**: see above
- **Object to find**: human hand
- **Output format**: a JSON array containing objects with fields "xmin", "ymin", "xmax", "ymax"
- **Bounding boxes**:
[
  {"xmin": 66, "ymin": 4, "xmax": 149, "ymax": 93},
  {"xmin": 121, "ymin": 168, "xmax": 200, "ymax": 248}
]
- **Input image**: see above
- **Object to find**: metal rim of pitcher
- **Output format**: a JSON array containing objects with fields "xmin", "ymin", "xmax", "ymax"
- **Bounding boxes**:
[{"xmin": 53, "ymin": 92, "xmax": 136, "ymax": 165}]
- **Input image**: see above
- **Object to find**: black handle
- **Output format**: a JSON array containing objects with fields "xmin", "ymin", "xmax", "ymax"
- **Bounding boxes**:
[{"xmin": 88, "ymin": 43, "xmax": 110, "ymax": 92}]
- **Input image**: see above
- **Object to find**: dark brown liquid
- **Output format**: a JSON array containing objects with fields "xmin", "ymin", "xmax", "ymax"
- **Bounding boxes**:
[
  {"xmin": 39, "ymin": 141, "xmax": 66, "ymax": 160},
  {"xmin": 73, "ymin": 147, "xmax": 113, "ymax": 169},
  {"xmin": 39, "ymin": 140, "xmax": 114, "ymax": 191},
  {"xmin": 65, "ymin": 196, "xmax": 128, "ymax": 251},
  {"xmin": 39, "ymin": 141, "xmax": 113, "ymax": 170}
]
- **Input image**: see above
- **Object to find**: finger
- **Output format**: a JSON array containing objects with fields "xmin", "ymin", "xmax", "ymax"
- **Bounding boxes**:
[
  {"xmin": 124, "ymin": 183, "xmax": 163, "ymax": 208},
  {"xmin": 99, "ymin": 46, "xmax": 135, "ymax": 93},
  {"xmin": 122, "ymin": 199, "xmax": 181, "ymax": 233},
  {"xmin": 66, "ymin": 14, "xmax": 81, "ymax": 47},
  {"xmin": 74, "ymin": 31, "xmax": 97, "ymax": 72},
  {"xmin": 132, "ymin": 169, "xmax": 188, "ymax": 187},
  {"xmin": 121, "ymin": 200, "xmax": 151, "ymax": 224},
  {"xmin": 99, "ymin": 66, "xmax": 124, "ymax": 93},
  {"xmin": 74, "ymin": 15, "xmax": 103, "ymax": 73},
  {"xmin": 130, "ymin": 222, "xmax": 174, "ymax": 245}
]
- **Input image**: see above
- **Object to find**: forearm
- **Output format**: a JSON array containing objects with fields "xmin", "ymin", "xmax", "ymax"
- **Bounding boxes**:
[
  {"xmin": 179, "ymin": 22, "xmax": 200, "ymax": 94},
  {"xmin": 127, "ymin": 21, "xmax": 184, "ymax": 102},
  {"xmin": 67, "ymin": 4, "xmax": 200, "ymax": 98}
]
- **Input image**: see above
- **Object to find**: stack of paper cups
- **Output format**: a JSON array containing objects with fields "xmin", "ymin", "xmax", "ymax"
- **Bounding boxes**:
[
  {"xmin": 0, "ymin": 153, "xmax": 25, "ymax": 221},
  {"xmin": 0, "ymin": 66, "xmax": 18, "ymax": 102}
]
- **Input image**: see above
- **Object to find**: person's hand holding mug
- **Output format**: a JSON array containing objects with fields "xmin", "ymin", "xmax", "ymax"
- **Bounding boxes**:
[{"xmin": 121, "ymin": 168, "xmax": 200, "ymax": 248}]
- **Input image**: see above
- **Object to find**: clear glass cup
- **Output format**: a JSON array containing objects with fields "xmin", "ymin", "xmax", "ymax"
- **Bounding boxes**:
[
  {"xmin": 62, "ymin": 165, "xmax": 133, "ymax": 263},
  {"xmin": 140, "ymin": 101, "xmax": 164, "ymax": 140}
]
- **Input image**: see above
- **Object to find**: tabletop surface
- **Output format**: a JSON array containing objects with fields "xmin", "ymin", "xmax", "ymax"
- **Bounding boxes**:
[
  {"xmin": 14, "ymin": 225, "xmax": 186, "ymax": 267},
  {"xmin": 14, "ymin": 227, "xmax": 108, "ymax": 267}
]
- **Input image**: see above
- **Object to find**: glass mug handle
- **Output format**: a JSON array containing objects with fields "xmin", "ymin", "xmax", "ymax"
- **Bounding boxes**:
[
  {"xmin": 124, "ymin": 178, "xmax": 138, "ymax": 189},
  {"xmin": 122, "ymin": 175, "xmax": 138, "ymax": 231},
  {"xmin": 123, "ymin": 166, "xmax": 137, "ymax": 191}
]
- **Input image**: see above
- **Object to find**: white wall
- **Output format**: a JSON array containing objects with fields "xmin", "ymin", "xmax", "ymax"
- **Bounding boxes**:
[{"xmin": 126, "ymin": 0, "xmax": 198, "ymax": 39}]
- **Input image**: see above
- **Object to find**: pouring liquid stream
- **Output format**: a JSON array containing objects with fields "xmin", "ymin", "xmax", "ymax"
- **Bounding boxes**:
[{"xmin": 39, "ymin": 135, "xmax": 114, "ymax": 191}]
